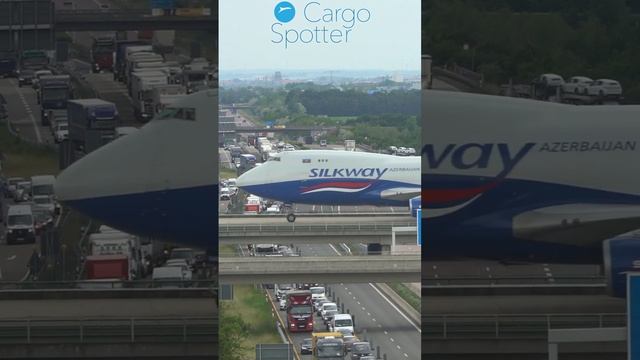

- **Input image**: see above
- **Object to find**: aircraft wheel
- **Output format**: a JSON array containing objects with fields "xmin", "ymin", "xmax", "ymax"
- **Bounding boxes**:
[{"xmin": 286, "ymin": 213, "xmax": 296, "ymax": 223}]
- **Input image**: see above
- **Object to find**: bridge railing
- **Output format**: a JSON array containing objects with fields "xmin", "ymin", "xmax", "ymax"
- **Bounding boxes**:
[
  {"xmin": 0, "ymin": 317, "xmax": 217, "ymax": 344},
  {"xmin": 423, "ymin": 313, "xmax": 626, "ymax": 339},
  {"xmin": 422, "ymin": 276, "xmax": 606, "ymax": 286},
  {"xmin": 0, "ymin": 279, "xmax": 217, "ymax": 290},
  {"xmin": 219, "ymin": 222, "xmax": 415, "ymax": 233}
]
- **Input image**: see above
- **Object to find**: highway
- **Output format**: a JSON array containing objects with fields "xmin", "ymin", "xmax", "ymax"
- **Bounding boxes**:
[
  {"xmin": 219, "ymin": 214, "xmax": 412, "ymax": 225},
  {"xmin": 0, "ymin": 78, "xmax": 53, "ymax": 145},
  {"xmin": 268, "ymin": 243, "xmax": 421, "ymax": 360}
]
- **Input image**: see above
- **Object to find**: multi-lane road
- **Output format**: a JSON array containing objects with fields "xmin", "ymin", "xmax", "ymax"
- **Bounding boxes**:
[{"xmin": 267, "ymin": 242, "xmax": 421, "ymax": 360}]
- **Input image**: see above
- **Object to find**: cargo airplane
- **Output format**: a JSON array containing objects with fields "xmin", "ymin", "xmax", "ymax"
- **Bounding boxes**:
[
  {"xmin": 236, "ymin": 150, "xmax": 421, "ymax": 222},
  {"xmin": 424, "ymin": 90, "xmax": 640, "ymax": 297},
  {"xmin": 54, "ymin": 90, "xmax": 218, "ymax": 254}
]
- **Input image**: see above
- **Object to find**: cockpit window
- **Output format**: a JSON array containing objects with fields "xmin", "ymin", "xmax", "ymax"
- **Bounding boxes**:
[{"xmin": 156, "ymin": 107, "xmax": 196, "ymax": 121}]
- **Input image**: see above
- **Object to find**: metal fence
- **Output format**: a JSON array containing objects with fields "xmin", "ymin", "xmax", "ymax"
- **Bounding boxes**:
[
  {"xmin": 0, "ymin": 317, "xmax": 217, "ymax": 344},
  {"xmin": 219, "ymin": 222, "xmax": 415, "ymax": 234},
  {"xmin": 423, "ymin": 313, "xmax": 626, "ymax": 339}
]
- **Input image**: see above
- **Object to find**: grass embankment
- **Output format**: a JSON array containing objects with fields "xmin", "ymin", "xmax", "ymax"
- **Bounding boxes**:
[
  {"xmin": 386, "ymin": 283, "xmax": 421, "ymax": 312},
  {"xmin": 219, "ymin": 167, "xmax": 237, "ymax": 180},
  {"xmin": 0, "ymin": 121, "xmax": 58, "ymax": 177},
  {"xmin": 221, "ymin": 285, "xmax": 282, "ymax": 358}
]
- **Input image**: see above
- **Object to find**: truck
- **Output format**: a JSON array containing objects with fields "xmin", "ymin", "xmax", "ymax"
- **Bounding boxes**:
[
  {"xmin": 125, "ymin": 52, "xmax": 163, "ymax": 81},
  {"xmin": 130, "ymin": 71, "xmax": 168, "ymax": 121},
  {"xmin": 89, "ymin": 232, "xmax": 139, "ymax": 280},
  {"xmin": 287, "ymin": 290, "xmax": 314, "ymax": 332},
  {"xmin": 19, "ymin": 50, "xmax": 48, "ymax": 71},
  {"xmin": 114, "ymin": 40, "xmax": 149, "ymax": 81},
  {"xmin": 152, "ymin": 30, "xmax": 175, "ymax": 54},
  {"xmin": 67, "ymin": 99, "xmax": 118, "ymax": 153},
  {"xmin": 38, "ymin": 75, "xmax": 72, "ymax": 125},
  {"xmin": 312, "ymin": 332, "xmax": 346, "ymax": 359},
  {"xmin": 181, "ymin": 69, "xmax": 209, "ymax": 93},
  {"xmin": 91, "ymin": 36, "xmax": 115, "ymax": 73},
  {"xmin": 0, "ymin": 53, "xmax": 17, "ymax": 78},
  {"xmin": 151, "ymin": 84, "xmax": 186, "ymax": 116},
  {"xmin": 85, "ymin": 255, "xmax": 129, "ymax": 280}
]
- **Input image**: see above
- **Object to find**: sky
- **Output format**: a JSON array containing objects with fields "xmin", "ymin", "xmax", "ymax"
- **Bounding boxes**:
[{"xmin": 219, "ymin": 0, "xmax": 421, "ymax": 73}]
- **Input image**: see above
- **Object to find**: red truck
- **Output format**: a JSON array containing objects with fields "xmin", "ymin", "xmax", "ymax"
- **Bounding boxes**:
[
  {"xmin": 91, "ymin": 36, "xmax": 115, "ymax": 73},
  {"xmin": 286, "ymin": 290, "xmax": 314, "ymax": 332},
  {"xmin": 85, "ymin": 255, "xmax": 129, "ymax": 280}
]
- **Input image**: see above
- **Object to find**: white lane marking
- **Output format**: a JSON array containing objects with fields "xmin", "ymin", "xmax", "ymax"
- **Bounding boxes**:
[
  {"xmin": 384, "ymin": 331, "xmax": 388, "ymax": 335},
  {"xmin": 369, "ymin": 283, "xmax": 421, "ymax": 333},
  {"xmin": 328, "ymin": 243, "xmax": 340, "ymax": 255},
  {"xmin": 397, "ymin": 345, "xmax": 401, "ymax": 350},
  {"xmin": 13, "ymin": 82, "xmax": 42, "ymax": 143},
  {"xmin": 390, "ymin": 337, "xmax": 394, "ymax": 342},
  {"xmin": 7, "ymin": 255, "xmax": 16, "ymax": 261},
  {"xmin": 404, "ymin": 353, "xmax": 409, "ymax": 357}
]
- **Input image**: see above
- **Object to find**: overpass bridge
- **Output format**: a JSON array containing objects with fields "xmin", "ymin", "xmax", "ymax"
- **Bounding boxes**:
[
  {"xmin": 219, "ymin": 255, "xmax": 420, "ymax": 283},
  {"xmin": 219, "ymin": 222, "xmax": 417, "ymax": 245},
  {"xmin": 54, "ymin": 10, "xmax": 217, "ymax": 31}
]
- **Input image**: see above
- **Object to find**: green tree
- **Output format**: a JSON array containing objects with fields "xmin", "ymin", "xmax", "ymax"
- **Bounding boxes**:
[{"xmin": 220, "ymin": 312, "xmax": 251, "ymax": 360}]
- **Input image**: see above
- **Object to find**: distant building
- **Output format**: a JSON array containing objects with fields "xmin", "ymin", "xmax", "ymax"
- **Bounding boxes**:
[{"xmin": 274, "ymin": 71, "xmax": 282, "ymax": 82}]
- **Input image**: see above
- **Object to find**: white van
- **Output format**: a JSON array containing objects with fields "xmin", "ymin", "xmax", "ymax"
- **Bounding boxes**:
[
  {"xmin": 6, "ymin": 205, "xmax": 36, "ymax": 244},
  {"xmin": 30, "ymin": 175, "xmax": 55, "ymax": 197},
  {"xmin": 152, "ymin": 266, "xmax": 185, "ymax": 288},
  {"xmin": 310, "ymin": 286, "xmax": 326, "ymax": 301},
  {"xmin": 329, "ymin": 313, "xmax": 354, "ymax": 335}
]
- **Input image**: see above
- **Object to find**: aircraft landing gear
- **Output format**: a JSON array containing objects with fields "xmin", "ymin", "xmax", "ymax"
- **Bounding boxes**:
[{"xmin": 286, "ymin": 213, "xmax": 296, "ymax": 223}]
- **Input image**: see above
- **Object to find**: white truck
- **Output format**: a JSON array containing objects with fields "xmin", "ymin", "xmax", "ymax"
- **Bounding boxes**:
[
  {"xmin": 130, "ymin": 71, "xmax": 168, "ymax": 122},
  {"xmin": 151, "ymin": 84, "xmax": 187, "ymax": 116},
  {"xmin": 89, "ymin": 232, "xmax": 139, "ymax": 280},
  {"xmin": 124, "ymin": 50, "xmax": 160, "ymax": 85}
]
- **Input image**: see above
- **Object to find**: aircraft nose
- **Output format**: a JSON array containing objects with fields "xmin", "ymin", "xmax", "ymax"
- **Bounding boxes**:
[{"xmin": 54, "ymin": 133, "xmax": 156, "ymax": 236}]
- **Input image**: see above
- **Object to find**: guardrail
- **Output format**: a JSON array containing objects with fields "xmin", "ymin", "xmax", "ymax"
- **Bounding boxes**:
[
  {"xmin": 219, "ymin": 222, "xmax": 415, "ymax": 233},
  {"xmin": 0, "ymin": 317, "xmax": 216, "ymax": 344},
  {"xmin": 0, "ymin": 280, "xmax": 217, "ymax": 290},
  {"xmin": 423, "ymin": 313, "xmax": 626, "ymax": 339},
  {"xmin": 219, "ymin": 212, "xmax": 410, "ymax": 218},
  {"xmin": 422, "ymin": 276, "xmax": 606, "ymax": 286}
]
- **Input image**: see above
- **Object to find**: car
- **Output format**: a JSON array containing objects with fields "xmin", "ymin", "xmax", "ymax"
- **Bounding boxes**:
[
  {"xmin": 14, "ymin": 181, "xmax": 31, "ymax": 202},
  {"xmin": 538, "ymin": 73, "xmax": 565, "ymax": 87},
  {"xmin": 164, "ymin": 259, "xmax": 193, "ymax": 281},
  {"xmin": 350, "ymin": 342, "xmax": 373, "ymax": 359},
  {"xmin": 265, "ymin": 205, "xmax": 280, "ymax": 214},
  {"xmin": 300, "ymin": 338, "xmax": 312, "ymax": 355},
  {"xmin": 219, "ymin": 187, "xmax": 231, "ymax": 200},
  {"xmin": 587, "ymin": 79, "xmax": 623, "ymax": 98},
  {"xmin": 322, "ymin": 309, "xmax": 338, "ymax": 324},
  {"xmin": 170, "ymin": 247, "xmax": 195, "ymax": 269},
  {"xmin": 279, "ymin": 298, "xmax": 287, "ymax": 310},
  {"xmin": 562, "ymin": 76, "xmax": 593, "ymax": 94},
  {"xmin": 17, "ymin": 69, "xmax": 35, "ymax": 87},
  {"xmin": 319, "ymin": 139, "xmax": 327, "ymax": 147},
  {"xmin": 54, "ymin": 122, "xmax": 69, "ymax": 143},
  {"xmin": 32, "ymin": 195, "xmax": 55, "ymax": 214},
  {"xmin": 320, "ymin": 302, "xmax": 338, "ymax": 321},
  {"xmin": 315, "ymin": 299, "xmax": 331, "ymax": 315},
  {"xmin": 407, "ymin": 147, "xmax": 416, "ymax": 155},
  {"xmin": 6, "ymin": 177, "xmax": 25, "ymax": 195},
  {"xmin": 343, "ymin": 334, "xmax": 359, "ymax": 353}
]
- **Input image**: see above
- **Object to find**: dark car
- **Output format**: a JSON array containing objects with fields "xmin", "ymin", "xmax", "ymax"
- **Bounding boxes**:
[
  {"xmin": 18, "ymin": 69, "xmax": 35, "ymax": 87},
  {"xmin": 351, "ymin": 342, "xmax": 373, "ymax": 360},
  {"xmin": 300, "ymin": 338, "xmax": 312, "ymax": 355}
]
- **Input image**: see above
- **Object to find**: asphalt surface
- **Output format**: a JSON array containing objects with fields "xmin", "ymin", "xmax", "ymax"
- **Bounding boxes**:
[
  {"xmin": 0, "ymin": 298, "xmax": 216, "ymax": 319},
  {"xmin": 268, "ymin": 243, "xmax": 420, "ymax": 360},
  {"xmin": 0, "ymin": 78, "xmax": 54, "ymax": 145},
  {"xmin": 423, "ymin": 260, "xmax": 603, "ymax": 284}
]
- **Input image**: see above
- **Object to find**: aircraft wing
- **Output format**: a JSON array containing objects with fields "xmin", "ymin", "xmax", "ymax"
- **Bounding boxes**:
[
  {"xmin": 512, "ymin": 204, "xmax": 640, "ymax": 247},
  {"xmin": 379, "ymin": 187, "xmax": 421, "ymax": 202}
]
